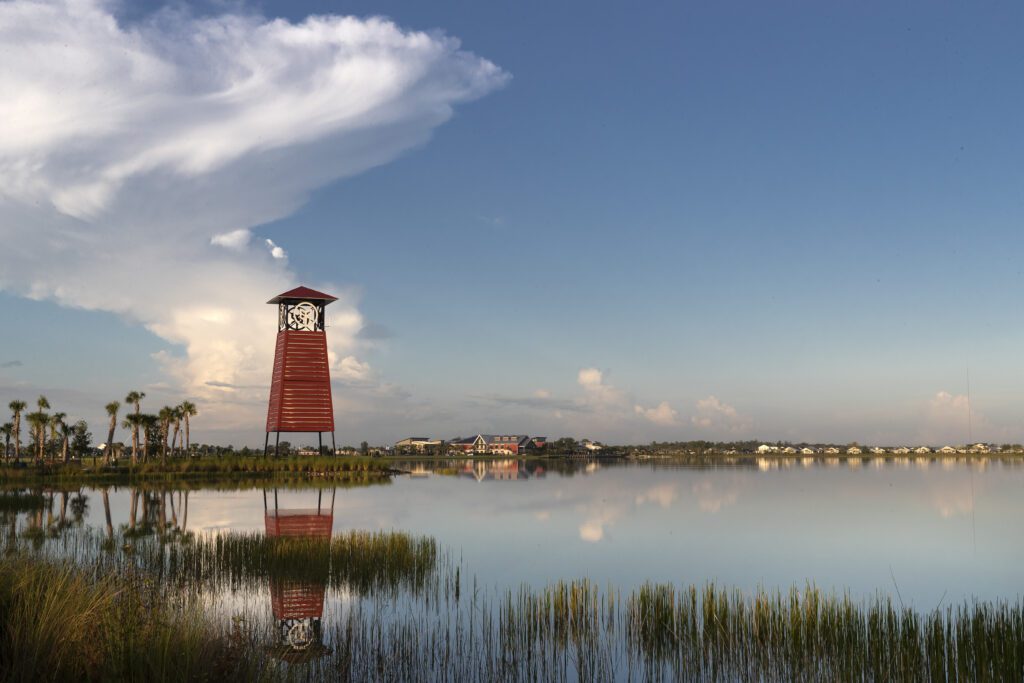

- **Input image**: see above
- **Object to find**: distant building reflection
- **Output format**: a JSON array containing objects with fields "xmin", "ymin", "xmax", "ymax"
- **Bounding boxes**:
[
  {"xmin": 459, "ymin": 459, "xmax": 547, "ymax": 482},
  {"xmin": 262, "ymin": 487, "xmax": 335, "ymax": 660}
]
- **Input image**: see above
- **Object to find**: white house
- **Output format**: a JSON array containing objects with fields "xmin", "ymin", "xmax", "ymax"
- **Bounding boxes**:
[
  {"xmin": 938, "ymin": 446, "xmax": 957, "ymax": 454},
  {"xmin": 846, "ymin": 446, "xmax": 862, "ymax": 455},
  {"xmin": 824, "ymin": 447, "xmax": 840, "ymax": 455},
  {"xmin": 395, "ymin": 437, "xmax": 445, "ymax": 453},
  {"xmin": 782, "ymin": 446, "xmax": 797, "ymax": 454},
  {"xmin": 915, "ymin": 446, "xmax": 931, "ymax": 454},
  {"xmin": 800, "ymin": 447, "xmax": 815, "ymax": 455}
]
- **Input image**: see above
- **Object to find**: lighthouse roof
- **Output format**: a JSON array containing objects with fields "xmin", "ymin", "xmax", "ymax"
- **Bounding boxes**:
[{"xmin": 267, "ymin": 286, "xmax": 338, "ymax": 305}]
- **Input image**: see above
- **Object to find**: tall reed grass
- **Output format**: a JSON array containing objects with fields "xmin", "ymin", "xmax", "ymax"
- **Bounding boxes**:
[
  {"xmin": 1, "ymin": 522, "xmax": 1021, "ymax": 681},
  {"xmin": 0, "ymin": 556, "xmax": 261, "ymax": 681},
  {"xmin": 163, "ymin": 530, "xmax": 438, "ymax": 595}
]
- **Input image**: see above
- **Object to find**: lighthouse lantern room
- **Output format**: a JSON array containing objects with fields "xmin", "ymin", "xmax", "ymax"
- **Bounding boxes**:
[{"xmin": 265, "ymin": 286, "xmax": 338, "ymax": 457}]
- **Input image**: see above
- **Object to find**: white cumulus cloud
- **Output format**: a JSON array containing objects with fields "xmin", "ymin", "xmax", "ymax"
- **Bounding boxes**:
[
  {"xmin": 634, "ymin": 401, "xmax": 679, "ymax": 426},
  {"xmin": 211, "ymin": 229, "xmax": 252, "ymax": 250},
  {"xmin": 577, "ymin": 367, "xmax": 625, "ymax": 406},
  {"xmin": 0, "ymin": 0, "xmax": 507, "ymax": 430},
  {"xmin": 691, "ymin": 395, "xmax": 749, "ymax": 433},
  {"xmin": 264, "ymin": 239, "xmax": 287, "ymax": 260}
]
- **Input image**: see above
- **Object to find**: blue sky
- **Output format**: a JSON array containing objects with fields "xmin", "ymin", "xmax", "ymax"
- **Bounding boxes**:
[{"xmin": 1, "ymin": 0, "xmax": 1023, "ymax": 446}]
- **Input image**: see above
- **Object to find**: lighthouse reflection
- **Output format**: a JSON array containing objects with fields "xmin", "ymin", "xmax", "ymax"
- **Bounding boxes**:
[{"xmin": 262, "ymin": 487, "xmax": 335, "ymax": 660}]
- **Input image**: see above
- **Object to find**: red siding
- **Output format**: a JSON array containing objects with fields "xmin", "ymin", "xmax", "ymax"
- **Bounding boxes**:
[
  {"xmin": 265, "ymin": 511, "xmax": 334, "ymax": 538},
  {"xmin": 265, "ymin": 510, "xmax": 331, "ymax": 618},
  {"xmin": 270, "ymin": 581, "xmax": 326, "ymax": 619},
  {"xmin": 266, "ymin": 330, "xmax": 335, "ymax": 432}
]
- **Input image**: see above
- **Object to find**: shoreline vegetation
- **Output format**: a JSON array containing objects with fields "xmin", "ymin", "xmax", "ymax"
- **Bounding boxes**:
[
  {"xmin": 0, "ymin": 448, "xmax": 1020, "ymax": 486},
  {"xmin": 0, "ymin": 526, "xmax": 1020, "ymax": 681},
  {"xmin": 0, "ymin": 455, "xmax": 398, "ymax": 485}
]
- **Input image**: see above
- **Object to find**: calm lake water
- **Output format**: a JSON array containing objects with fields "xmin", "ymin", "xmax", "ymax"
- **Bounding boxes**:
[{"xmin": 14, "ymin": 458, "xmax": 1022, "ymax": 606}]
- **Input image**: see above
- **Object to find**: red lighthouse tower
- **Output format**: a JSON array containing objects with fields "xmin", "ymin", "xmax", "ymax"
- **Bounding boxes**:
[{"xmin": 265, "ymin": 286, "xmax": 337, "ymax": 457}]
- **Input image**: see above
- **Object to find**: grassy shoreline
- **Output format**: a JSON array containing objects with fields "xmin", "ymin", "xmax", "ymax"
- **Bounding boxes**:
[
  {"xmin": 1, "ymin": 449, "xmax": 1018, "ymax": 487},
  {"xmin": 0, "ymin": 454, "xmax": 399, "ymax": 485}
]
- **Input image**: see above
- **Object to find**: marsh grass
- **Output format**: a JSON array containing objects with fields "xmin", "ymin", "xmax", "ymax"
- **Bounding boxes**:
[
  {"xmin": 3, "ymin": 524, "xmax": 438, "ymax": 599},
  {"xmin": 621, "ymin": 583, "xmax": 1024, "ymax": 681},
  {"xmin": 164, "ymin": 530, "xmax": 438, "ymax": 595},
  {"xmin": 1, "ymin": 523, "xmax": 1022, "ymax": 681},
  {"xmin": 0, "ymin": 556, "xmax": 262, "ymax": 682},
  {"xmin": 323, "ymin": 580, "xmax": 1024, "ymax": 682}
]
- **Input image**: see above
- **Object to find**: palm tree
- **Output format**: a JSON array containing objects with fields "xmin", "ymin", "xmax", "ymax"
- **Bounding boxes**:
[
  {"xmin": 104, "ymin": 401, "xmax": 120, "ymax": 464},
  {"xmin": 58, "ymin": 419, "xmax": 72, "ymax": 463},
  {"xmin": 122, "ymin": 414, "xmax": 144, "ymax": 466},
  {"xmin": 128, "ymin": 488, "xmax": 137, "ymax": 532},
  {"xmin": 101, "ymin": 488, "xmax": 113, "ymax": 543},
  {"xmin": 8, "ymin": 400, "xmax": 25, "ymax": 463},
  {"xmin": 26, "ymin": 411, "xmax": 48, "ymax": 465},
  {"xmin": 49, "ymin": 412, "xmax": 66, "ymax": 463},
  {"xmin": 178, "ymin": 401, "xmax": 197, "ymax": 458},
  {"xmin": 141, "ymin": 414, "xmax": 158, "ymax": 463},
  {"xmin": 170, "ymin": 407, "xmax": 182, "ymax": 458},
  {"xmin": 158, "ymin": 406, "xmax": 174, "ymax": 464},
  {"xmin": 125, "ymin": 391, "xmax": 145, "ymax": 461},
  {"xmin": 34, "ymin": 396, "xmax": 50, "ymax": 463},
  {"xmin": 0, "ymin": 423, "xmax": 11, "ymax": 462}
]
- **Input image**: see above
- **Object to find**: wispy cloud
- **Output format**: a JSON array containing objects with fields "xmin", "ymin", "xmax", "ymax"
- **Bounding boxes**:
[
  {"xmin": 919, "ymin": 390, "xmax": 1002, "ymax": 445},
  {"xmin": 204, "ymin": 380, "xmax": 265, "ymax": 390},
  {"xmin": 471, "ymin": 393, "xmax": 587, "ymax": 413},
  {"xmin": 0, "ymin": 360, "xmax": 23, "ymax": 369},
  {"xmin": 355, "ymin": 322, "xmax": 395, "ymax": 341}
]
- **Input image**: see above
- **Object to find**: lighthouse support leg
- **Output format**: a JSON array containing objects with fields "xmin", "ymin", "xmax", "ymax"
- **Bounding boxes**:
[
  {"xmin": 274, "ymin": 432, "xmax": 280, "ymax": 458},
  {"xmin": 331, "ymin": 433, "xmax": 336, "ymax": 457},
  {"xmin": 263, "ymin": 433, "xmax": 270, "ymax": 459},
  {"xmin": 318, "ymin": 432, "xmax": 323, "ymax": 457}
]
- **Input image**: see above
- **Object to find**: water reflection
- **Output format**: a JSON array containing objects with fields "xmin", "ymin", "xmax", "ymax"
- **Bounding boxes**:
[
  {"xmin": 458, "ymin": 458, "xmax": 546, "ymax": 481},
  {"xmin": 123, "ymin": 489, "xmax": 190, "ymax": 538},
  {"xmin": 263, "ymin": 487, "xmax": 334, "ymax": 660},
  {"xmin": 0, "ymin": 458, "xmax": 1021, "ymax": 606}
]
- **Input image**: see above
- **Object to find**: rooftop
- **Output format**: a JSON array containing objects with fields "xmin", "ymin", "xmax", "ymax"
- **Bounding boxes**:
[{"xmin": 267, "ymin": 286, "xmax": 338, "ymax": 305}]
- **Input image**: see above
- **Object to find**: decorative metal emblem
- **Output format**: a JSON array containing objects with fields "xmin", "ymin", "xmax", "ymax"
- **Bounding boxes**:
[
  {"xmin": 286, "ymin": 621, "xmax": 314, "ymax": 650},
  {"xmin": 287, "ymin": 301, "xmax": 319, "ymax": 331}
]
